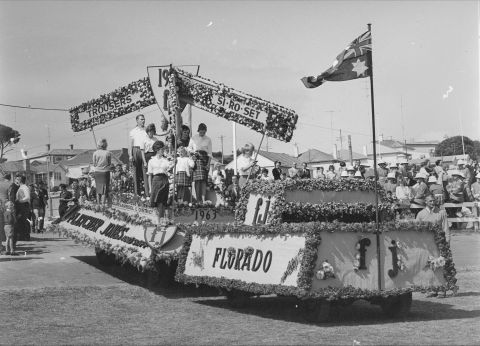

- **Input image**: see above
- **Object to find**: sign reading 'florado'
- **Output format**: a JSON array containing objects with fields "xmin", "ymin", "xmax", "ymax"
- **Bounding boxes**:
[{"xmin": 212, "ymin": 247, "xmax": 273, "ymax": 273}]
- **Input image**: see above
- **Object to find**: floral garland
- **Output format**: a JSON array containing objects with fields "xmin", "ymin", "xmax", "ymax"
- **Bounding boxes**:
[
  {"xmin": 173, "ymin": 68, "xmax": 298, "ymax": 143},
  {"xmin": 70, "ymin": 78, "xmax": 155, "ymax": 132},
  {"xmin": 235, "ymin": 179, "xmax": 390, "ymax": 225},
  {"xmin": 82, "ymin": 202, "xmax": 154, "ymax": 226},
  {"xmin": 176, "ymin": 220, "xmax": 457, "ymax": 300}
]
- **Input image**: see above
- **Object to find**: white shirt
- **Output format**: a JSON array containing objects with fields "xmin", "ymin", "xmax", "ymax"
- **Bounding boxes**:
[
  {"xmin": 130, "ymin": 127, "xmax": 148, "ymax": 147},
  {"xmin": 188, "ymin": 134, "xmax": 212, "ymax": 156},
  {"xmin": 212, "ymin": 169, "xmax": 226, "ymax": 184},
  {"xmin": 143, "ymin": 136, "xmax": 158, "ymax": 153},
  {"xmin": 16, "ymin": 184, "xmax": 30, "ymax": 203},
  {"xmin": 237, "ymin": 155, "xmax": 254, "ymax": 176},
  {"xmin": 147, "ymin": 156, "xmax": 171, "ymax": 175},
  {"xmin": 176, "ymin": 157, "xmax": 195, "ymax": 176}
]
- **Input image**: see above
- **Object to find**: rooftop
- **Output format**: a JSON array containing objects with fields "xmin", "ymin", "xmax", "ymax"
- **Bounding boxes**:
[{"xmin": 297, "ymin": 149, "xmax": 334, "ymax": 163}]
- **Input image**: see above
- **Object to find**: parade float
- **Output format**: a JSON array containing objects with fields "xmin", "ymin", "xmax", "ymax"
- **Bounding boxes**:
[
  {"xmin": 49, "ymin": 60, "xmax": 457, "ymax": 322},
  {"xmin": 50, "ymin": 64, "xmax": 298, "ymax": 284}
]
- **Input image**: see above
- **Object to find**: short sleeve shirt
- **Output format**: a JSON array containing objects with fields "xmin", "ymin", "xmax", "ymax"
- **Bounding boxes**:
[
  {"xmin": 147, "ymin": 156, "xmax": 170, "ymax": 175},
  {"xmin": 129, "ymin": 127, "xmax": 148, "ymax": 147}
]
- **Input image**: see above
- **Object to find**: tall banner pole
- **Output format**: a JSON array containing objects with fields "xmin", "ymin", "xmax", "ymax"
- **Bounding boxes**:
[
  {"xmin": 232, "ymin": 123, "xmax": 238, "ymax": 175},
  {"xmin": 244, "ymin": 130, "xmax": 266, "ymax": 187},
  {"xmin": 367, "ymin": 23, "xmax": 382, "ymax": 291}
]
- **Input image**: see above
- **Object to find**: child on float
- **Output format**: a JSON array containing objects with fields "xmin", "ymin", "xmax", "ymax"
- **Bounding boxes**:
[
  {"xmin": 4, "ymin": 201, "xmax": 17, "ymax": 256},
  {"xmin": 147, "ymin": 140, "xmax": 172, "ymax": 224},
  {"xmin": 192, "ymin": 149, "xmax": 210, "ymax": 204},
  {"xmin": 175, "ymin": 146, "xmax": 194, "ymax": 204},
  {"xmin": 141, "ymin": 123, "xmax": 159, "ymax": 197}
]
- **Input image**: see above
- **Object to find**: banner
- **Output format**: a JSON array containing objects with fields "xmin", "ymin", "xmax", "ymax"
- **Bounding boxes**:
[
  {"xmin": 70, "ymin": 78, "xmax": 156, "ymax": 132},
  {"xmin": 172, "ymin": 68, "xmax": 298, "ymax": 143}
]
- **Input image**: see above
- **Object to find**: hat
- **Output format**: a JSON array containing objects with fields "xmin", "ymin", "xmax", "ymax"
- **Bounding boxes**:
[
  {"xmin": 476, "ymin": 173, "xmax": 480, "ymax": 179},
  {"xmin": 451, "ymin": 170, "xmax": 465, "ymax": 179},
  {"xmin": 398, "ymin": 159, "xmax": 408, "ymax": 164},
  {"xmin": 414, "ymin": 173, "xmax": 426, "ymax": 180},
  {"xmin": 354, "ymin": 170, "xmax": 363, "ymax": 178},
  {"xmin": 346, "ymin": 165, "xmax": 355, "ymax": 171},
  {"xmin": 387, "ymin": 172, "xmax": 396, "ymax": 179},
  {"xmin": 457, "ymin": 159, "xmax": 466, "ymax": 166},
  {"xmin": 340, "ymin": 170, "xmax": 348, "ymax": 177},
  {"xmin": 427, "ymin": 176, "xmax": 437, "ymax": 183},
  {"xmin": 378, "ymin": 160, "xmax": 387, "ymax": 165},
  {"xmin": 389, "ymin": 163, "xmax": 398, "ymax": 169}
]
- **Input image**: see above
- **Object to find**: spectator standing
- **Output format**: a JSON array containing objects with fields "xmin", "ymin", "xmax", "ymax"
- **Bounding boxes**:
[
  {"xmin": 175, "ymin": 147, "xmax": 195, "ymax": 204},
  {"xmin": 0, "ymin": 173, "xmax": 11, "ymax": 254},
  {"xmin": 326, "ymin": 165, "xmax": 337, "ymax": 180},
  {"xmin": 129, "ymin": 114, "xmax": 148, "ymax": 195},
  {"xmin": 377, "ymin": 160, "xmax": 389, "ymax": 184},
  {"xmin": 92, "ymin": 138, "xmax": 112, "ymax": 205},
  {"xmin": 8, "ymin": 175, "xmax": 19, "ymax": 204},
  {"xmin": 427, "ymin": 175, "xmax": 444, "ymax": 204},
  {"xmin": 147, "ymin": 141, "xmax": 172, "ymax": 222},
  {"xmin": 37, "ymin": 181, "xmax": 48, "ymax": 231},
  {"xmin": 299, "ymin": 163, "xmax": 311, "ymax": 179},
  {"xmin": 3, "ymin": 201, "xmax": 17, "ymax": 255},
  {"xmin": 272, "ymin": 161, "xmax": 282, "ymax": 181},
  {"xmin": 15, "ymin": 175, "xmax": 31, "ymax": 241},
  {"xmin": 30, "ymin": 184, "xmax": 43, "ymax": 233},
  {"xmin": 447, "ymin": 171, "xmax": 465, "ymax": 203},
  {"xmin": 471, "ymin": 173, "xmax": 480, "ymax": 201},
  {"xmin": 288, "ymin": 163, "xmax": 299, "ymax": 179}
]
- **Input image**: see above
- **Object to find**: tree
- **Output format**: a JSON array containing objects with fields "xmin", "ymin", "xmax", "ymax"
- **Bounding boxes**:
[
  {"xmin": 434, "ymin": 136, "xmax": 479, "ymax": 160},
  {"xmin": 0, "ymin": 124, "xmax": 21, "ymax": 161}
]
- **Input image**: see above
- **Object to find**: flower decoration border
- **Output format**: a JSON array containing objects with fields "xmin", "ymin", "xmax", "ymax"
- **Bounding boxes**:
[
  {"xmin": 70, "ymin": 78, "xmax": 156, "ymax": 132},
  {"xmin": 235, "ymin": 179, "xmax": 391, "ymax": 225},
  {"xmin": 175, "ymin": 220, "xmax": 457, "ymax": 301}
]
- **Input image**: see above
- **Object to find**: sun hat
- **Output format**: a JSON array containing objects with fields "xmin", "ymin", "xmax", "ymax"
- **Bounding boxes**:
[
  {"xmin": 414, "ymin": 173, "xmax": 426, "ymax": 180},
  {"xmin": 378, "ymin": 160, "xmax": 387, "ymax": 165},
  {"xmin": 387, "ymin": 172, "xmax": 396, "ymax": 179},
  {"xmin": 389, "ymin": 163, "xmax": 398, "ymax": 168},
  {"xmin": 457, "ymin": 159, "xmax": 466, "ymax": 166},
  {"xmin": 451, "ymin": 170, "xmax": 465, "ymax": 179},
  {"xmin": 428, "ymin": 176, "xmax": 437, "ymax": 183},
  {"xmin": 341, "ymin": 170, "xmax": 348, "ymax": 177},
  {"xmin": 354, "ymin": 170, "xmax": 363, "ymax": 177},
  {"xmin": 476, "ymin": 173, "xmax": 480, "ymax": 179}
]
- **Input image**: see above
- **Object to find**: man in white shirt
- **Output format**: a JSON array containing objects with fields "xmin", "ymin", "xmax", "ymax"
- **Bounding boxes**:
[
  {"xmin": 288, "ymin": 163, "xmax": 299, "ymax": 179},
  {"xmin": 15, "ymin": 175, "xmax": 31, "ymax": 241},
  {"xmin": 129, "ymin": 114, "xmax": 148, "ymax": 195},
  {"xmin": 416, "ymin": 194, "xmax": 450, "ymax": 242}
]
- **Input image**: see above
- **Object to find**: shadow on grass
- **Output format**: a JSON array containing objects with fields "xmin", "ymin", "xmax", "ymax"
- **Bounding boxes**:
[
  {"xmin": 194, "ymin": 295, "xmax": 480, "ymax": 326},
  {"xmin": 14, "ymin": 245, "xmax": 50, "ymax": 255},
  {"xmin": 72, "ymin": 255, "xmax": 221, "ymax": 299}
]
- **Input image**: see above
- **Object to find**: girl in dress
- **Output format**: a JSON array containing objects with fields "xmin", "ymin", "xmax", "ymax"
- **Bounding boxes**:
[
  {"xmin": 175, "ymin": 146, "xmax": 194, "ymax": 204},
  {"xmin": 141, "ymin": 123, "xmax": 158, "ymax": 197},
  {"xmin": 192, "ymin": 150, "xmax": 209, "ymax": 204},
  {"xmin": 237, "ymin": 143, "xmax": 257, "ymax": 188},
  {"xmin": 147, "ymin": 141, "xmax": 172, "ymax": 223}
]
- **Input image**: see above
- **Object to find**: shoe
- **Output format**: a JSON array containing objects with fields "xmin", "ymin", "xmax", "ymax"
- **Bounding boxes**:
[{"xmin": 4, "ymin": 251, "xmax": 10, "ymax": 256}]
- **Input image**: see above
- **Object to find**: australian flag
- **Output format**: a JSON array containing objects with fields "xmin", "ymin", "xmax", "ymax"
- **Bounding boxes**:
[{"xmin": 301, "ymin": 30, "xmax": 372, "ymax": 88}]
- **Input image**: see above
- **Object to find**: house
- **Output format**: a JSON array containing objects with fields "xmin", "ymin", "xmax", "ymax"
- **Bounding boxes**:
[
  {"xmin": 60, "ymin": 149, "xmax": 127, "ymax": 179},
  {"xmin": 336, "ymin": 149, "xmax": 369, "ymax": 165},
  {"xmin": 0, "ymin": 159, "xmax": 68, "ymax": 186},
  {"xmin": 405, "ymin": 140, "xmax": 440, "ymax": 159},
  {"xmin": 297, "ymin": 149, "xmax": 335, "ymax": 168}
]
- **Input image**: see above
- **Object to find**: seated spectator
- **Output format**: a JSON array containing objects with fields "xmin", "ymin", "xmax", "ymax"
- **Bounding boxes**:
[
  {"xmin": 78, "ymin": 188, "xmax": 88, "ymax": 205},
  {"xmin": 447, "ymin": 171, "xmax": 465, "ymax": 203},
  {"xmin": 314, "ymin": 167, "xmax": 326, "ymax": 179},
  {"xmin": 340, "ymin": 170, "xmax": 349, "ymax": 180},
  {"xmin": 383, "ymin": 173, "xmax": 397, "ymax": 195},
  {"xmin": 428, "ymin": 175, "xmax": 444, "ymax": 204},
  {"xmin": 411, "ymin": 173, "xmax": 428, "ymax": 206},
  {"xmin": 416, "ymin": 194, "xmax": 450, "ymax": 242},
  {"xmin": 288, "ymin": 163, "xmax": 299, "ymax": 179},
  {"xmin": 280, "ymin": 172, "xmax": 287, "ymax": 180},
  {"xmin": 395, "ymin": 178, "xmax": 412, "ymax": 205}
]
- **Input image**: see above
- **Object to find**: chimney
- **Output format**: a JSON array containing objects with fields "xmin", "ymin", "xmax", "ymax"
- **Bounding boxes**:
[
  {"xmin": 46, "ymin": 144, "xmax": 51, "ymax": 151},
  {"xmin": 292, "ymin": 143, "xmax": 299, "ymax": 158},
  {"xmin": 333, "ymin": 144, "xmax": 337, "ymax": 160},
  {"xmin": 378, "ymin": 134, "xmax": 384, "ymax": 143},
  {"xmin": 363, "ymin": 145, "xmax": 368, "ymax": 156},
  {"xmin": 70, "ymin": 144, "xmax": 74, "ymax": 150}
]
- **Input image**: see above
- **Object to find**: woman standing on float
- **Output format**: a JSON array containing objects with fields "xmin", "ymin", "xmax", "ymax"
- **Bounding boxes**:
[
  {"xmin": 92, "ymin": 138, "xmax": 112, "ymax": 205},
  {"xmin": 147, "ymin": 141, "xmax": 171, "ymax": 223}
]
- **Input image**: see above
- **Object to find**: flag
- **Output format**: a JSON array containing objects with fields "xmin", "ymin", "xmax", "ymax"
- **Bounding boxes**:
[{"xmin": 301, "ymin": 30, "xmax": 372, "ymax": 88}]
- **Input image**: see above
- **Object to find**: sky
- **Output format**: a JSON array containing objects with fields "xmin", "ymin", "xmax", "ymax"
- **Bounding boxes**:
[{"xmin": 0, "ymin": 0, "xmax": 478, "ymax": 162}]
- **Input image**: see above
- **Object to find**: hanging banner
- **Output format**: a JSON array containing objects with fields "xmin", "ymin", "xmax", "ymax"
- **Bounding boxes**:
[
  {"xmin": 172, "ymin": 68, "xmax": 298, "ymax": 143},
  {"xmin": 70, "ymin": 78, "xmax": 156, "ymax": 132}
]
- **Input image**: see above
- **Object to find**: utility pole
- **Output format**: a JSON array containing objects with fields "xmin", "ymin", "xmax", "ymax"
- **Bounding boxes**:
[
  {"xmin": 325, "ymin": 110, "xmax": 335, "ymax": 148},
  {"xmin": 219, "ymin": 135, "xmax": 224, "ymax": 164},
  {"xmin": 46, "ymin": 124, "xmax": 53, "ymax": 219},
  {"xmin": 336, "ymin": 129, "xmax": 344, "ymax": 158},
  {"xmin": 348, "ymin": 135, "xmax": 353, "ymax": 165}
]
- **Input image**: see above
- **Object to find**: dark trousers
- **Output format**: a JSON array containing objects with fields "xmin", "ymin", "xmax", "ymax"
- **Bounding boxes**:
[{"xmin": 132, "ymin": 146, "xmax": 146, "ymax": 195}]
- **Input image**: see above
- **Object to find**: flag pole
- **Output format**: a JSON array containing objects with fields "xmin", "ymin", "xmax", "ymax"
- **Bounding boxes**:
[{"xmin": 367, "ymin": 23, "xmax": 382, "ymax": 291}]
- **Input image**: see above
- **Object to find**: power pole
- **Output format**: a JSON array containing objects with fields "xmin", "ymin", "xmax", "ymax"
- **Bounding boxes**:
[
  {"xmin": 348, "ymin": 135, "xmax": 353, "ymax": 165},
  {"xmin": 219, "ymin": 135, "xmax": 224, "ymax": 164}
]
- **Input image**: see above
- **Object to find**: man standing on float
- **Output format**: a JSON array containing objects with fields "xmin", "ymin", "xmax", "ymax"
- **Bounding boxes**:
[{"xmin": 129, "ymin": 114, "xmax": 148, "ymax": 195}]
